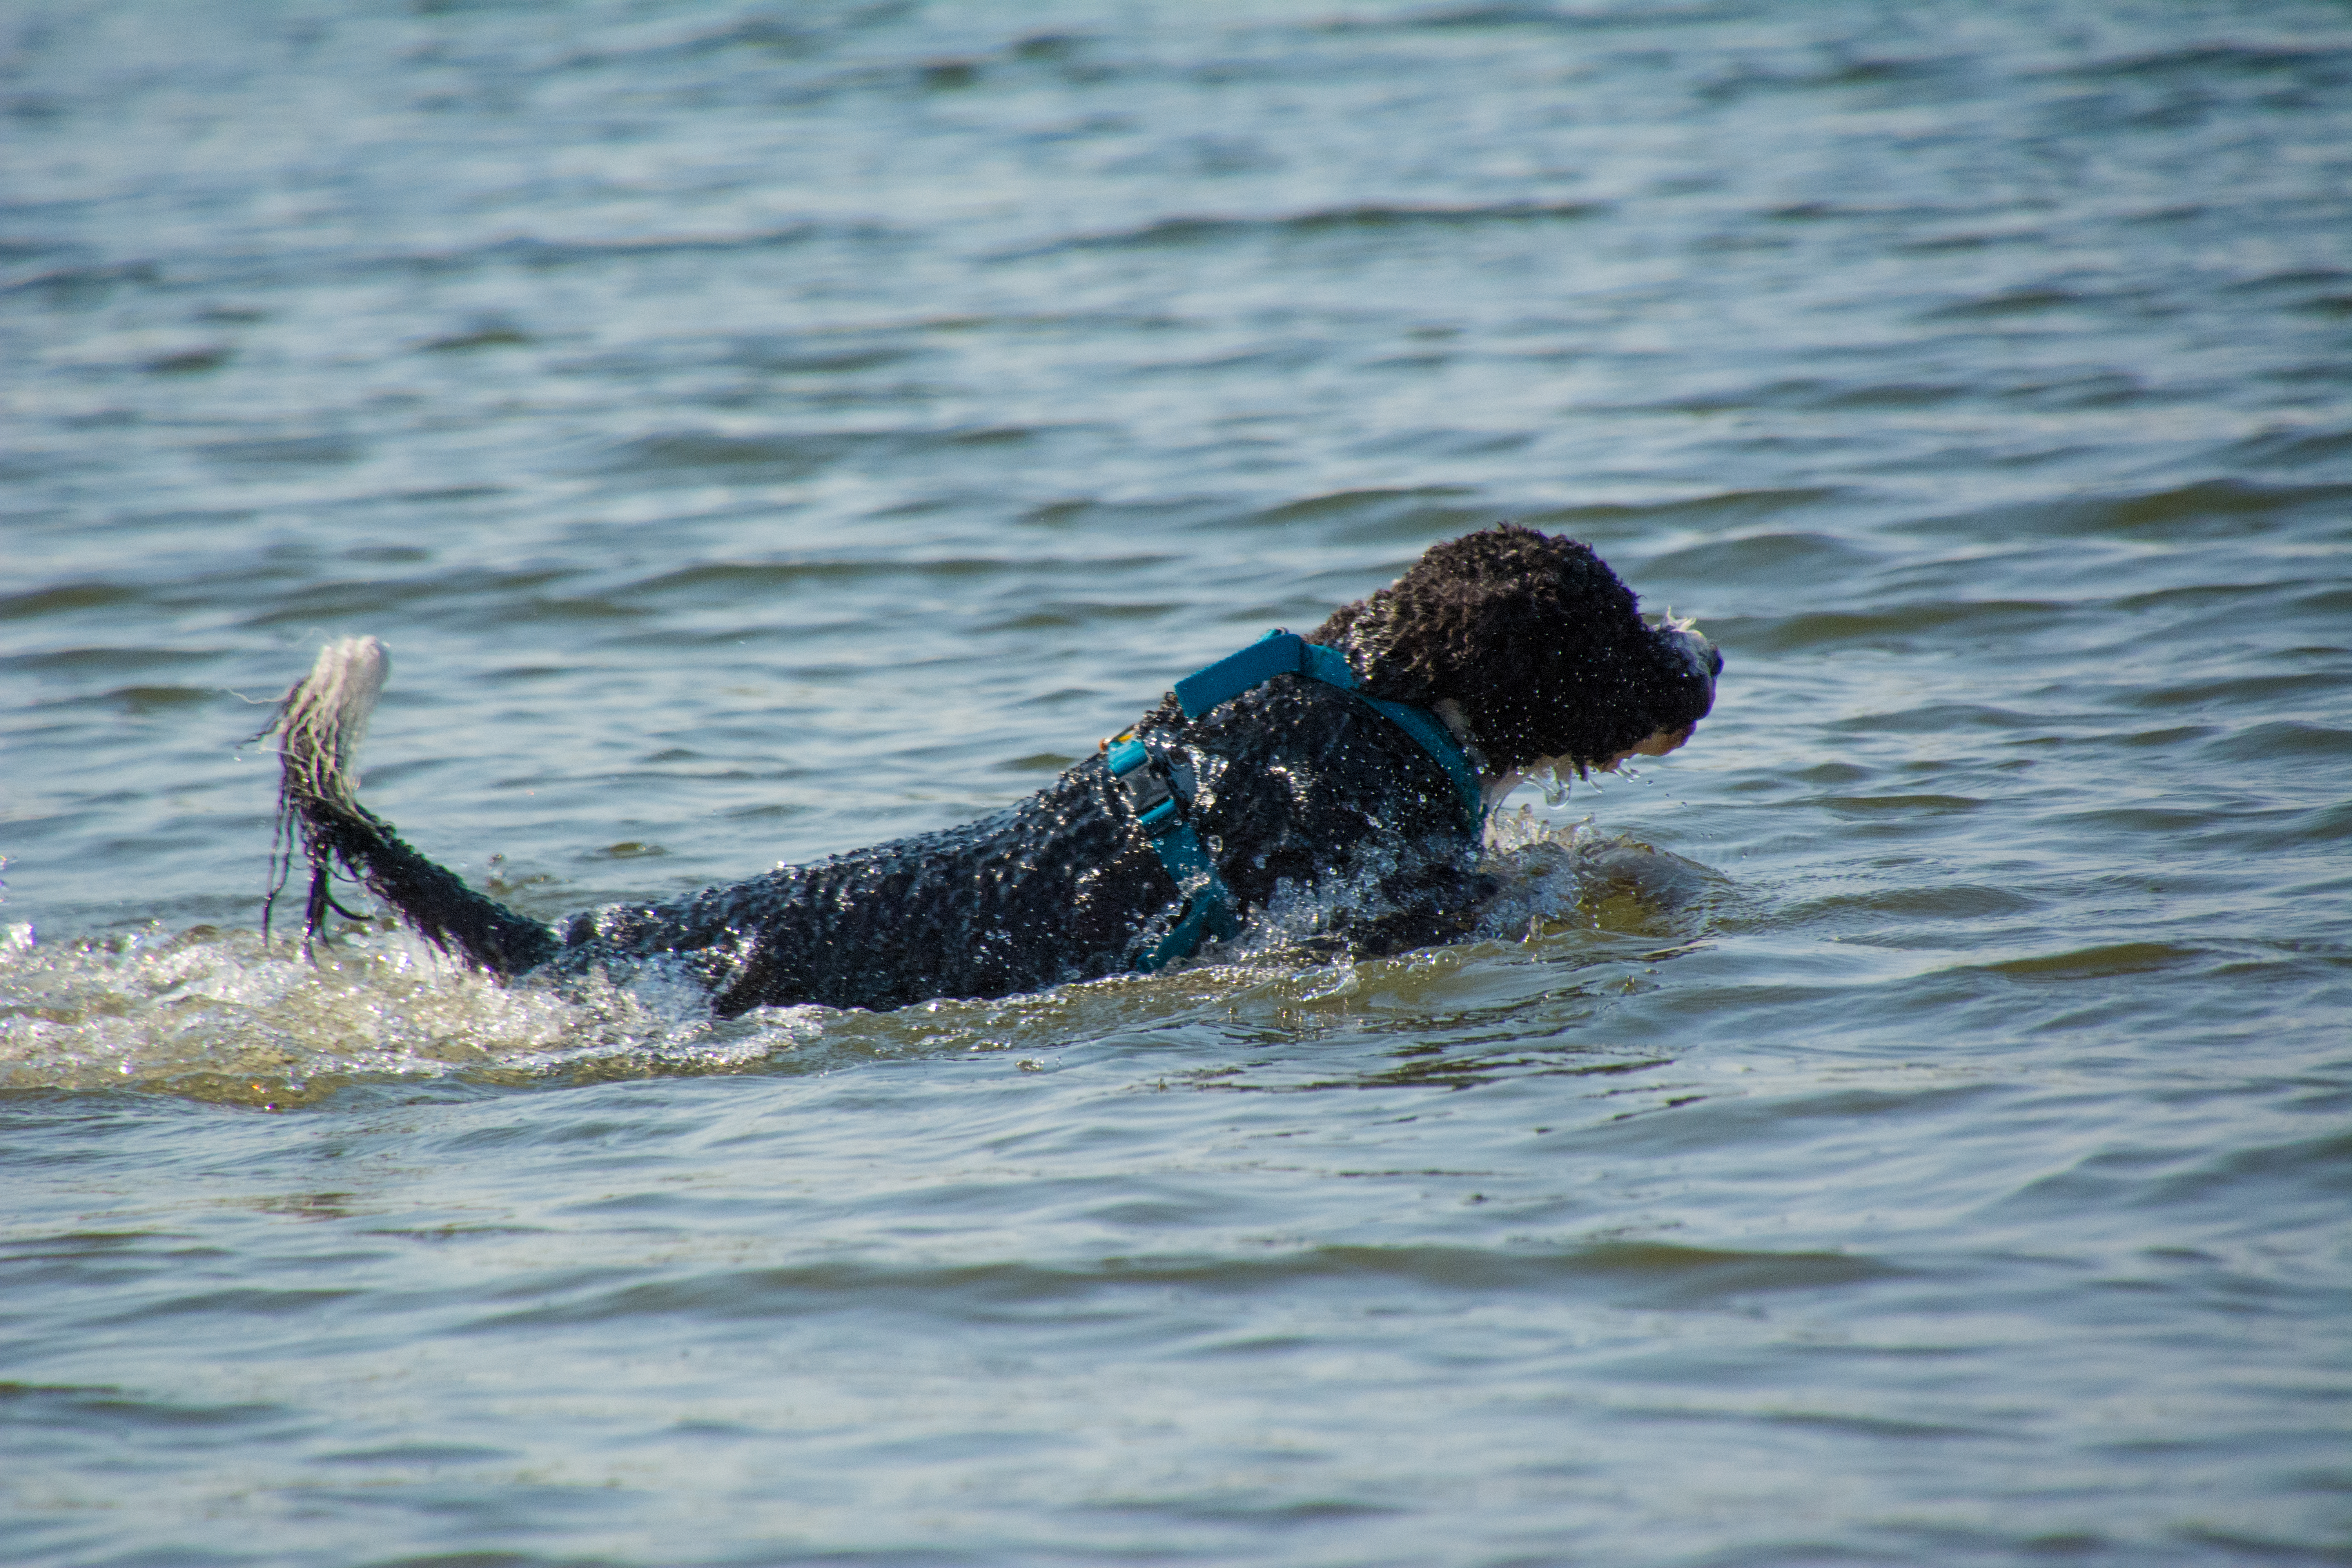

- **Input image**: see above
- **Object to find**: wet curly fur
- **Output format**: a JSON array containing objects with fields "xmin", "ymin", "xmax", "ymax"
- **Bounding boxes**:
[
  {"xmin": 266, "ymin": 525, "xmax": 1718, "ymax": 1016},
  {"xmin": 1321, "ymin": 526, "xmax": 1709, "ymax": 772}
]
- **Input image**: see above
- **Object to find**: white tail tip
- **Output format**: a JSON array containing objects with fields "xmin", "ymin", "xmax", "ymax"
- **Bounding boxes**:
[{"xmin": 272, "ymin": 636, "xmax": 390, "ymax": 806}]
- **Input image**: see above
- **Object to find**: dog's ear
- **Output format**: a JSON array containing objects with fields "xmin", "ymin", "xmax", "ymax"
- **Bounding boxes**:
[{"xmin": 1314, "ymin": 525, "xmax": 1705, "ymax": 773}]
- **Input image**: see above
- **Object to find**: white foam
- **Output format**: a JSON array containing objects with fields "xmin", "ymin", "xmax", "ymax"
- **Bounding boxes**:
[{"xmin": 0, "ymin": 922, "xmax": 797, "ymax": 1102}]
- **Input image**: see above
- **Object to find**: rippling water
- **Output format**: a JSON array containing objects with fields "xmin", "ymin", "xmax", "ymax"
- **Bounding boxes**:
[{"xmin": 5, "ymin": 2, "xmax": 2350, "ymax": 1563}]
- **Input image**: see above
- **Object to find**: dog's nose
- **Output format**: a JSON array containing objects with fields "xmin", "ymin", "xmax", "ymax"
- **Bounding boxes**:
[{"xmin": 1666, "ymin": 625, "xmax": 1720, "ymax": 684}]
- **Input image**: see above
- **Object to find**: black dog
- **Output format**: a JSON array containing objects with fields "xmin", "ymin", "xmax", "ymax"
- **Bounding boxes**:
[{"xmin": 266, "ymin": 526, "xmax": 1719, "ymax": 1015}]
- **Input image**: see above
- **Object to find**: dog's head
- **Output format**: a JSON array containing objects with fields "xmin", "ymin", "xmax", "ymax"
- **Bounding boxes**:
[{"xmin": 1312, "ymin": 524, "xmax": 1720, "ymax": 776}]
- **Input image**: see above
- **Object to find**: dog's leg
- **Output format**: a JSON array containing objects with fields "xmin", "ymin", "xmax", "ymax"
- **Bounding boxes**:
[{"xmin": 263, "ymin": 637, "xmax": 557, "ymax": 978}]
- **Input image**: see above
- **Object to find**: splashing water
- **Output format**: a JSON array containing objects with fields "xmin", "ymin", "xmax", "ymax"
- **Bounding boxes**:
[
  {"xmin": 0, "ymin": 921, "xmax": 800, "ymax": 1104},
  {"xmin": 0, "ymin": 817, "xmax": 1719, "ymax": 1104}
]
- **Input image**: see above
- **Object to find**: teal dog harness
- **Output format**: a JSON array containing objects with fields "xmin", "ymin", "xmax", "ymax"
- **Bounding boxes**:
[{"xmin": 1107, "ymin": 630, "xmax": 1486, "ymax": 972}]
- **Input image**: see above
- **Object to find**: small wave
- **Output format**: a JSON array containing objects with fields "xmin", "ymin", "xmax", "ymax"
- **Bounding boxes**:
[
  {"xmin": 0, "ymin": 1380, "xmax": 290, "ymax": 1435},
  {"xmin": 0, "ymin": 644, "xmax": 224, "ymax": 677},
  {"xmin": 419, "ymin": 325, "xmax": 534, "ymax": 354},
  {"xmin": 449, "ymin": 1239, "xmax": 1896, "ymax": 1332},
  {"xmin": 0, "ymin": 582, "xmax": 149, "ymax": 623},
  {"xmin": 1642, "ymin": 378, "xmax": 1975, "ymax": 412},
  {"xmin": 596, "ymin": 430, "xmax": 881, "ymax": 475},
  {"xmin": 1940, "ymin": 479, "xmax": 2352, "ymax": 543},
  {"xmin": 1895, "ymin": 227, "xmax": 2051, "ymax": 254},
  {"xmin": 556, "ymin": 15, "xmax": 822, "ymax": 71},
  {"xmin": 1367, "ymin": 5, "xmax": 1592, "ymax": 29},
  {"xmin": 1782, "ymin": 884, "xmax": 2043, "ymax": 926},
  {"xmin": 596, "ymin": 424, "xmax": 1072, "ymax": 480},
  {"xmin": 1480, "ymin": 811, "xmax": 1721, "ymax": 936},
  {"xmin": 1999, "ymin": 372, "xmax": 2156, "ymax": 409},
  {"xmin": 2249, "ymin": 799, "xmax": 2352, "ymax": 848},
  {"xmin": 1967, "ymin": 941, "xmax": 2202, "ymax": 982},
  {"xmin": 390, "ymin": 225, "xmax": 848, "ymax": 276},
  {"xmin": 0, "ymin": 260, "xmax": 163, "ymax": 304},
  {"xmin": 1020, "ymin": 200, "xmax": 1609, "ymax": 257},
  {"xmin": 1637, "ymin": 528, "xmax": 1881, "ymax": 585},
  {"xmin": 196, "ymin": 434, "xmax": 366, "ymax": 469},
  {"xmin": 1520, "ymin": 490, "xmax": 1848, "ymax": 543},
  {"xmin": 623, "ymin": 552, "xmax": 1170, "ymax": 601},
  {"xmin": 311, "ymin": 1443, "xmax": 515, "ymax": 1467},
  {"xmin": 2223, "ymin": 425, "xmax": 2352, "ymax": 469},
  {"xmin": 7, "ymin": 225, "xmax": 885, "ymax": 304},
  {"xmin": 1324, "ymin": 5, "xmax": 1730, "ymax": 34},
  {"xmin": 1700, "ymin": 56, "xmax": 1951, "ymax": 104},
  {"xmin": 2127, "ymin": 669, "xmax": 2344, "ymax": 712},
  {"xmin": 1761, "ymin": 199, "xmax": 1944, "ymax": 224},
  {"xmin": 979, "ymin": 599, "xmax": 1176, "ymax": 633},
  {"xmin": 1724, "ymin": 599, "xmax": 2057, "ymax": 655},
  {"xmin": 2198, "ymin": 720, "xmax": 2352, "ymax": 767},
  {"xmin": 242, "ymin": 566, "xmax": 574, "ymax": 629},
  {"xmin": 723, "ymin": 337, "xmax": 923, "ymax": 376},
  {"xmin": 2052, "ymin": 43, "xmax": 2352, "ymax": 82},
  {"xmin": 143, "ymin": 346, "xmax": 232, "ymax": 375},
  {"xmin": 1245, "ymin": 486, "xmax": 1486, "ymax": 542},
  {"xmin": 1924, "ymin": 286, "xmax": 2091, "ymax": 320},
  {"xmin": 1822, "ymin": 702, "xmax": 2037, "ymax": 736}
]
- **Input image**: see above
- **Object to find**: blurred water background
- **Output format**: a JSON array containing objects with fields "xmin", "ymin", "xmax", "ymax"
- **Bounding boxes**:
[{"xmin": 4, "ymin": 2, "xmax": 2350, "ymax": 1564}]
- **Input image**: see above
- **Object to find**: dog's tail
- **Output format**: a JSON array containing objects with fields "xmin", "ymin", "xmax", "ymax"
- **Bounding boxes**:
[{"xmin": 263, "ymin": 636, "xmax": 557, "ymax": 978}]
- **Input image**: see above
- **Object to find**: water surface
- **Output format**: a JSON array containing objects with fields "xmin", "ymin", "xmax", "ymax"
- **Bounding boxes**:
[{"xmin": 4, "ymin": 2, "xmax": 2349, "ymax": 1564}]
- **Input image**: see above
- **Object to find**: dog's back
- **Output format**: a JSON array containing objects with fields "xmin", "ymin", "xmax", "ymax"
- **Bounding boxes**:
[{"xmin": 554, "ymin": 677, "xmax": 1490, "ymax": 1014}]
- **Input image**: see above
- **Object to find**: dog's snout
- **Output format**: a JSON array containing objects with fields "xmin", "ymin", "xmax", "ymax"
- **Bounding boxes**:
[{"xmin": 1661, "ymin": 624, "xmax": 1720, "ymax": 686}]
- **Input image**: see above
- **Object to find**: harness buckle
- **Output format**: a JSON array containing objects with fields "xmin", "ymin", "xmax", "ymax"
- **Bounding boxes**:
[{"xmin": 1105, "ymin": 734, "xmax": 1182, "ymax": 836}]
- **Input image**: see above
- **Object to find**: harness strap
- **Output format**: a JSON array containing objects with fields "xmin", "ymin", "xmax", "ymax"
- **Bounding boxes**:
[
  {"xmin": 1106, "ymin": 736, "xmax": 1241, "ymax": 972},
  {"xmin": 1114, "ymin": 629, "xmax": 1487, "ymax": 973},
  {"xmin": 1179, "ymin": 630, "xmax": 1485, "ymax": 828}
]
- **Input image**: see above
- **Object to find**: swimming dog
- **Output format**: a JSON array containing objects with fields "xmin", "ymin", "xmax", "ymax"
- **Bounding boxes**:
[{"xmin": 265, "ymin": 525, "xmax": 1719, "ymax": 1014}]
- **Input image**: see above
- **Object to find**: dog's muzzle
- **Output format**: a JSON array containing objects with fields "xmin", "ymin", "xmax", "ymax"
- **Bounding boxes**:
[{"xmin": 1662, "ymin": 623, "xmax": 1722, "ymax": 709}]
